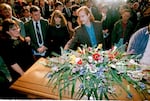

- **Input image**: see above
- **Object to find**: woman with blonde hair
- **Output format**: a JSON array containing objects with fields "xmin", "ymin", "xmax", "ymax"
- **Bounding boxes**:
[
  {"xmin": 65, "ymin": 6, "xmax": 105, "ymax": 50},
  {"xmin": 46, "ymin": 10, "xmax": 70, "ymax": 56}
]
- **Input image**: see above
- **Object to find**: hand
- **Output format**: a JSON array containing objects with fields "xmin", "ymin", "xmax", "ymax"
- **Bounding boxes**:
[
  {"xmin": 37, "ymin": 47, "xmax": 44, "ymax": 53},
  {"xmin": 25, "ymin": 36, "xmax": 31, "ymax": 43},
  {"xmin": 41, "ymin": 45, "xmax": 48, "ymax": 51}
]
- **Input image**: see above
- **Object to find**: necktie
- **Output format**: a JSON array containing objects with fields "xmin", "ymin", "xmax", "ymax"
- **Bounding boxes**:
[
  {"xmin": 36, "ymin": 22, "xmax": 42, "ymax": 44},
  {"xmin": 66, "ymin": 8, "xmax": 71, "ymax": 17}
]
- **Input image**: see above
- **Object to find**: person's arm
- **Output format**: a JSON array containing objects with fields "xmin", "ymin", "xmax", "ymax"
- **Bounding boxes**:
[
  {"xmin": 11, "ymin": 63, "xmax": 24, "ymax": 76},
  {"xmin": 68, "ymin": 21, "xmax": 74, "ymax": 33}
]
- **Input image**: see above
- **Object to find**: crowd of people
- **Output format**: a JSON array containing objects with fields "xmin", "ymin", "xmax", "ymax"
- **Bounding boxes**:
[{"xmin": 0, "ymin": 0, "xmax": 150, "ymax": 98}]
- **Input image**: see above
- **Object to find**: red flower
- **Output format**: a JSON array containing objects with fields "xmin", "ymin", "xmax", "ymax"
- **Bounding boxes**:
[
  {"xmin": 76, "ymin": 58, "xmax": 82, "ymax": 65},
  {"xmin": 77, "ymin": 59, "xmax": 82, "ymax": 65},
  {"xmin": 92, "ymin": 53, "xmax": 101, "ymax": 61}
]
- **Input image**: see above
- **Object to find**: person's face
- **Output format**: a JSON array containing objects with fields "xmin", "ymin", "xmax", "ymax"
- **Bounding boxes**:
[
  {"xmin": 101, "ymin": 7, "xmax": 108, "ymax": 14},
  {"xmin": 73, "ymin": 10, "xmax": 77, "ymax": 16},
  {"xmin": 78, "ymin": 10, "xmax": 90, "ymax": 25},
  {"xmin": 54, "ymin": 16, "xmax": 61, "ymax": 25},
  {"xmin": 1, "ymin": 9, "xmax": 12, "ymax": 19},
  {"xmin": 122, "ymin": 11, "xmax": 130, "ymax": 21},
  {"xmin": 40, "ymin": 0, "xmax": 45, "ymax": 7},
  {"xmin": 56, "ymin": 5, "xmax": 64, "ymax": 12},
  {"xmin": 66, "ymin": 1, "xmax": 72, "ymax": 7},
  {"xmin": 86, "ymin": 1, "xmax": 93, "ymax": 8},
  {"xmin": 6, "ymin": 25, "xmax": 20, "ymax": 38},
  {"xmin": 24, "ymin": 10, "xmax": 30, "ymax": 17},
  {"xmin": 31, "ymin": 11, "xmax": 41, "ymax": 21}
]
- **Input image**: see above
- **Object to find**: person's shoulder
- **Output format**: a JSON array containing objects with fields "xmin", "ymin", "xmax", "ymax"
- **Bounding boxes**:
[
  {"xmin": 113, "ymin": 20, "xmax": 121, "ymax": 26},
  {"xmin": 20, "ymin": 17, "xmax": 25, "ymax": 21},
  {"xmin": 12, "ymin": 16, "xmax": 23, "ymax": 23},
  {"xmin": 94, "ymin": 20, "xmax": 101, "ymax": 23},
  {"xmin": 74, "ymin": 25, "xmax": 82, "ymax": 31},
  {"xmin": 136, "ymin": 26, "xmax": 148, "ymax": 34},
  {"xmin": 132, "ymin": 26, "xmax": 148, "ymax": 38},
  {"xmin": 40, "ymin": 18, "xmax": 49, "ymax": 23},
  {"xmin": 24, "ymin": 20, "xmax": 32, "ymax": 26},
  {"xmin": 93, "ymin": 21, "xmax": 102, "ymax": 25}
]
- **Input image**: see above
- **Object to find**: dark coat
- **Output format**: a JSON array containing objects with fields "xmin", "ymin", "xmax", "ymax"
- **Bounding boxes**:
[
  {"xmin": 24, "ymin": 19, "xmax": 49, "ymax": 52},
  {"xmin": 111, "ymin": 19, "xmax": 134, "ymax": 46},
  {"xmin": 65, "ymin": 21, "xmax": 105, "ymax": 50}
]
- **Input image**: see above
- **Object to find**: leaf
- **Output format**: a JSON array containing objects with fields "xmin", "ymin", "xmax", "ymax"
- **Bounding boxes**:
[
  {"xmin": 71, "ymin": 78, "xmax": 76, "ymax": 98},
  {"xmin": 44, "ymin": 44, "xmax": 148, "ymax": 100},
  {"xmin": 103, "ymin": 87, "xmax": 109, "ymax": 100},
  {"xmin": 104, "ymin": 92, "xmax": 109, "ymax": 100},
  {"xmin": 99, "ymin": 88, "xmax": 103, "ymax": 100},
  {"xmin": 93, "ymin": 88, "xmax": 98, "ymax": 100}
]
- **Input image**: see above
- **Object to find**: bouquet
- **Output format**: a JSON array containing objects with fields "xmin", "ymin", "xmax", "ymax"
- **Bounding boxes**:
[{"xmin": 43, "ymin": 44, "xmax": 150, "ymax": 100}]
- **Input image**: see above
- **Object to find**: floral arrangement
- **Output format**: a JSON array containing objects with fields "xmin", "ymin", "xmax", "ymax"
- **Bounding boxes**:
[{"xmin": 44, "ymin": 44, "xmax": 150, "ymax": 100}]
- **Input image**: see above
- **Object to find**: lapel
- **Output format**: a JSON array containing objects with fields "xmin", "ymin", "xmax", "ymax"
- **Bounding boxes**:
[
  {"xmin": 81, "ymin": 24, "xmax": 92, "ymax": 46},
  {"xmin": 40, "ymin": 20, "xmax": 46, "ymax": 39},
  {"xmin": 92, "ymin": 22, "xmax": 99, "ymax": 42},
  {"xmin": 40, "ymin": 20, "xmax": 44, "ymax": 35},
  {"xmin": 30, "ymin": 20, "xmax": 36, "ymax": 35}
]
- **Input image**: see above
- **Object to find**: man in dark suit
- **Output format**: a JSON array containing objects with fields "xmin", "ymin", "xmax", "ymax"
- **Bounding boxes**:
[
  {"xmin": 85, "ymin": 0, "xmax": 101, "ymax": 21},
  {"xmin": 20, "ymin": 7, "xmax": 31, "ymax": 23},
  {"xmin": 62, "ymin": 0, "xmax": 72, "ymax": 20},
  {"xmin": 39, "ymin": 0, "xmax": 50, "ymax": 19},
  {"xmin": 24, "ymin": 5, "xmax": 49, "ymax": 59},
  {"xmin": 64, "ymin": 6, "xmax": 105, "ymax": 50}
]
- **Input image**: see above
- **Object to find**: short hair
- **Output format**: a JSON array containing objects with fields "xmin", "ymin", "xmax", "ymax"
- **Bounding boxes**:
[
  {"xmin": 121, "ymin": 9, "xmax": 131, "ymax": 15},
  {"xmin": 0, "ymin": 3, "xmax": 12, "ymax": 12},
  {"xmin": 2, "ymin": 19, "xmax": 19, "ymax": 38},
  {"xmin": 50, "ymin": 10, "xmax": 67, "ymax": 27},
  {"xmin": 76, "ymin": 6, "xmax": 95, "ymax": 25},
  {"xmin": 64, "ymin": 0, "xmax": 71, "ymax": 5},
  {"xmin": 30, "ymin": 5, "xmax": 40, "ymax": 13},
  {"xmin": 22, "ymin": 8, "xmax": 30, "ymax": 13},
  {"xmin": 54, "ymin": 1, "xmax": 63, "ymax": 8},
  {"xmin": 71, "ymin": 4, "xmax": 80, "ymax": 12}
]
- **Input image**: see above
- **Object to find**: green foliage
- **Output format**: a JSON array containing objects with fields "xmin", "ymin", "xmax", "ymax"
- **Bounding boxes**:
[{"xmin": 43, "ymin": 45, "xmax": 149, "ymax": 100}]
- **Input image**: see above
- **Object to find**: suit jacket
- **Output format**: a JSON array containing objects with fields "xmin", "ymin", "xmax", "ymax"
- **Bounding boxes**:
[
  {"xmin": 24, "ymin": 18, "xmax": 49, "ymax": 52},
  {"xmin": 40, "ymin": 3, "xmax": 50, "ymax": 19},
  {"xmin": 65, "ymin": 21, "xmax": 105, "ymax": 50},
  {"xmin": 62, "ymin": 7, "xmax": 72, "ymax": 20}
]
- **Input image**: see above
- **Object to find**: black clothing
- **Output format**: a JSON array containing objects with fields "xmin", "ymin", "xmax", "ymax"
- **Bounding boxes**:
[
  {"xmin": 68, "ymin": 15, "xmax": 78, "ymax": 29},
  {"xmin": 46, "ymin": 25, "xmax": 70, "ymax": 56},
  {"xmin": 0, "ymin": 37, "xmax": 34, "ymax": 81}
]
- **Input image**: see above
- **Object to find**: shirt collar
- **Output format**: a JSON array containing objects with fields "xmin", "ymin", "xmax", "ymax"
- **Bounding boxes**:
[{"xmin": 32, "ymin": 20, "xmax": 40, "ymax": 24}]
